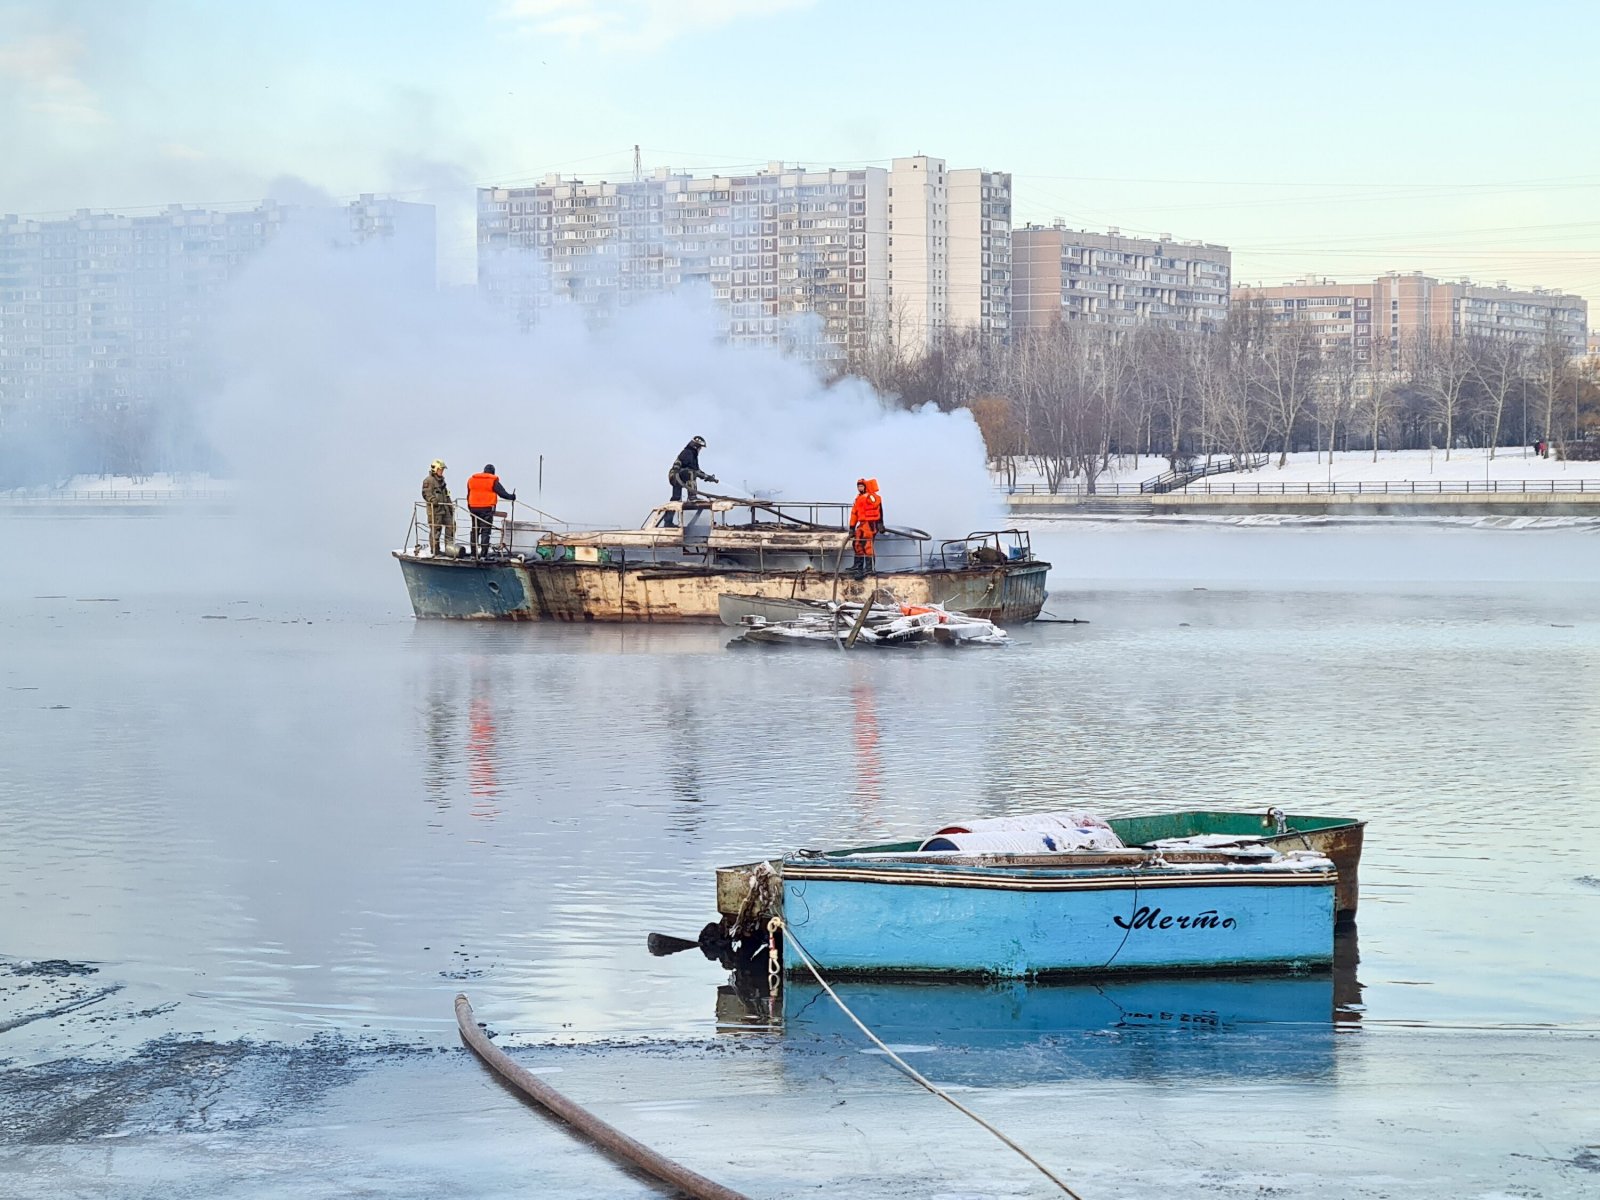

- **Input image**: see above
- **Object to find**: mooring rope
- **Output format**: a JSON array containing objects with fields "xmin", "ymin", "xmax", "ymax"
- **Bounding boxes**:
[
  {"xmin": 454, "ymin": 993, "xmax": 751, "ymax": 1200},
  {"xmin": 776, "ymin": 921, "xmax": 1084, "ymax": 1198}
]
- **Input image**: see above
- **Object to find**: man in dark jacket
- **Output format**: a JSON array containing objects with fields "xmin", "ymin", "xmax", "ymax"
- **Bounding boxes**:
[
  {"xmin": 663, "ymin": 436, "xmax": 717, "ymax": 528},
  {"xmin": 466, "ymin": 463, "xmax": 516, "ymax": 558}
]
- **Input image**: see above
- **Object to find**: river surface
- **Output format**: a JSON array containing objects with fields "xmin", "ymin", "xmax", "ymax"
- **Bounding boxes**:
[{"xmin": 2, "ymin": 516, "xmax": 1598, "ymax": 1198}]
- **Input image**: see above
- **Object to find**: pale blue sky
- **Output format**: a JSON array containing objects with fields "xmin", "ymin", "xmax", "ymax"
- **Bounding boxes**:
[{"xmin": 4, "ymin": 0, "xmax": 1597, "ymax": 305}]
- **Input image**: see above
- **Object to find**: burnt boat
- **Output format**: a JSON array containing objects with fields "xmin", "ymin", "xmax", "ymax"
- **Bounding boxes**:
[{"xmin": 395, "ymin": 495, "xmax": 1050, "ymax": 623}]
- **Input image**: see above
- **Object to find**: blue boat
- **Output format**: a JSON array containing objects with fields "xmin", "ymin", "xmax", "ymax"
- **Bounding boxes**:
[
  {"xmin": 779, "ymin": 851, "xmax": 1334, "ymax": 978},
  {"xmin": 709, "ymin": 810, "xmax": 1353, "ymax": 980}
]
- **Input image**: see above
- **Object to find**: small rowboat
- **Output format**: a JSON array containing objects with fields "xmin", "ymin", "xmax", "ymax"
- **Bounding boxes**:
[{"xmin": 709, "ymin": 809, "xmax": 1364, "ymax": 980}]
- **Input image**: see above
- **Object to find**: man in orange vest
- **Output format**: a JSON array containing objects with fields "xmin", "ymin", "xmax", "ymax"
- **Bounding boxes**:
[
  {"xmin": 849, "ymin": 477, "xmax": 883, "ymax": 579},
  {"xmin": 466, "ymin": 464, "xmax": 516, "ymax": 559}
]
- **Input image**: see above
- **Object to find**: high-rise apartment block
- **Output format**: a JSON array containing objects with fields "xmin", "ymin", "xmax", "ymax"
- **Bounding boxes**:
[
  {"xmin": 1012, "ymin": 224, "xmax": 1232, "ymax": 334},
  {"xmin": 477, "ymin": 154, "xmax": 1010, "ymax": 361},
  {"xmin": 1234, "ymin": 273, "xmax": 1589, "ymax": 365},
  {"xmin": 945, "ymin": 166, "xmax": 1011, "ymax": 337},
  {"xmin": 0, "ymin": 196, "xmax": 434, "ymax": 437}
]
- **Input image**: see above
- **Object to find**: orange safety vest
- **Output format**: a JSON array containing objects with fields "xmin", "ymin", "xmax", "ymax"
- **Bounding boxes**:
[
  {"xmin": 850, "ymin": 491, "xmax": 882, "ymax": 528},
  {"xmin": 467, "ymin": 472, "xmax": 500, "ymax": 510}
]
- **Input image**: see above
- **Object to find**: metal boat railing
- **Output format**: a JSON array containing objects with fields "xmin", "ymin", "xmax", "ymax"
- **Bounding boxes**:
[
  {"xmin": 403, "ymin": 494, "xmax": 1038, "ymax": 574},
  {"xmin": 936, "ymin": 529, "xmax": 1035, "ymax": 568},
  {"xmin": 403, "ymin": 499, "xmax": 567, "ymax": 557}
]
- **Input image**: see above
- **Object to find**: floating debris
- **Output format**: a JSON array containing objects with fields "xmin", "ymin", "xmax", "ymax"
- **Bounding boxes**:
[{"xmin": 730, "ymin": 600, "xmax": 1009, "ymax": 649}]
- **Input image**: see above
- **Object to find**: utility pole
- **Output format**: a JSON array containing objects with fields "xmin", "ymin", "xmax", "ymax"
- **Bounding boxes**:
[{"xmin": 633, "ymin": 144, "xmax": 642, "ymax": 184}]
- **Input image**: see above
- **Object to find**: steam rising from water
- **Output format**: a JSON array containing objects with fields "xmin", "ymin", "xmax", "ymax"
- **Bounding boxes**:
[{"xmin": 206, "ymin": 230, "xmax": 1000, "ymax": 590}]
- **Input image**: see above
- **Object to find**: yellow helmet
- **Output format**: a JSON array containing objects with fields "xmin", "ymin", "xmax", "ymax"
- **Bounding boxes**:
[{"xmin": 430, "ymin": 459, "xmax": 446, "ymax": 471}]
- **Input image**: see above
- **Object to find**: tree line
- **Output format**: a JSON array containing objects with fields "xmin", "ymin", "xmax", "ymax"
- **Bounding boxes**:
[{"xmin": 851, "ymin": 312, "xmax": 1600, "ymax": 489}]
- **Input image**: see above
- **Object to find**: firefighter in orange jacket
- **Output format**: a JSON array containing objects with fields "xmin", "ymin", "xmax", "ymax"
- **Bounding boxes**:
[
  {"xmin": 466, "ymin": 464, "xmax": 516, "ymax": 559},
  {"xmin": 849, "ymin": 477, "xmax": 883, "ymax": 579}
]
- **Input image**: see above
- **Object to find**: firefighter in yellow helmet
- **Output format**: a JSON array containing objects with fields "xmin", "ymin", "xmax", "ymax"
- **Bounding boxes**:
[{"xmin": 421, "ymin": 459, "xmax": 455, "ymax": 555}]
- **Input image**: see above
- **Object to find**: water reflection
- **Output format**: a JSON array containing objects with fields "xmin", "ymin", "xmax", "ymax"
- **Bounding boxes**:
[
  {"xmin": 421, "ymin": 655, "xmax": 507, "ymax": 819},
  {"xmin": 850, "ymin": 671, "xmax": 882, "ymax": 827},
  {"xmin": 716, "ymin": 930, "xmax": 1363, "ymax": 1083},
  {"xmin": 664, "ymin": 681, "xmax": 706, "ymax": 839},
  {"xmin": 421, "ymin": 666, "xmax": 461, "ymax": 809},
  {"xmin": 466, "ymin": 681, "xmax": 500, "ymax": 818},
  {"xmin": 1333, "ymin": 926, "xmax": 1363, "ymax": 1022}
]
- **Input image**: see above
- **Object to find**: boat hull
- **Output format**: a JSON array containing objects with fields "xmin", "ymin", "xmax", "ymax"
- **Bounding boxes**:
[
  {"xmin": 397, "ymin": 555, "xmax": 534, "ymax": 619},
  {"xmin": 396, "ymin": 553, "xmax": 1049, "ymax": 623},
  {"xmin": 1108, "ymin": 811, "xmax": 1366, "ymax": 921},
  {"xmin": 780, "ymin": 857, "xmax": 1335, "ymax": 978}
]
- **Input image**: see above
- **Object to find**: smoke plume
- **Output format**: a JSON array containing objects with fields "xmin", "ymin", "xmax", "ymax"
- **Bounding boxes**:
[{"xmin": 206, "ymin": 228, "xmax": 1002, "ymax": 592}]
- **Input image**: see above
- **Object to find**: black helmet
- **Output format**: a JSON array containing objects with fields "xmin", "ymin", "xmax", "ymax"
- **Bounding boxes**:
[
  {"xmin": 484, "ymin": 463, "xmax": 495, "ymax": 473},
  {"xmin": 691, "ymin": 436, "xmax": 706, "ymax": 448}
]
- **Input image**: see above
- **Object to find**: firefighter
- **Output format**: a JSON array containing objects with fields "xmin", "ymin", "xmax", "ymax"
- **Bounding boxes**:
[
  {"xmin": 664, "ymin": 435, "xmax": 717, "ymax": 528},
  {"xmin": 421, "ymin": 459, "xmax": 455, "ymax": 555},
  {"xmin": 849, "ymin": 477, "xmax": 883, "ymax": 579},
  {"xmin": 465, "ymin": 463, "xmax": 516, "ymax": 559}
]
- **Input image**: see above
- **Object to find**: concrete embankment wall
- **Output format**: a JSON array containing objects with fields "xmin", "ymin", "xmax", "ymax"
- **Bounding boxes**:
[{"xmin": 1008, "ymin": 492, "xmax": 1600, "ymax": 518}]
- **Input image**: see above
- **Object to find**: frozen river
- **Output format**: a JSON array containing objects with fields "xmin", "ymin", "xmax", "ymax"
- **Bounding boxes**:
[{"xmin": 3, "ymin": 516, "xmax": 1598, "ymax": 1198}]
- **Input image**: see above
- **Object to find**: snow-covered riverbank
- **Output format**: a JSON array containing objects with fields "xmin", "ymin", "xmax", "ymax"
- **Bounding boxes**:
[
  {"xmin": 1, "ymin": 473, "xmax": 234, "ymax": 505},
  {"xmin": 994, "ymin": 447, "xmax": 1600, "ymax": 491}
]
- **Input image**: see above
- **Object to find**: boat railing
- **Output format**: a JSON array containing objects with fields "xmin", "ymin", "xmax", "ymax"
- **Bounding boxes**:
[
  {"xmin": 403, "ymin": 499, "xmax": 567, "ymax": 558},
  {"xmin": 937, "ymin": 528, "xmax": 1035, "ymax": 567}
]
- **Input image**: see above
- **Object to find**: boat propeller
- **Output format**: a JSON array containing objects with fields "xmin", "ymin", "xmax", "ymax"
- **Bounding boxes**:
[{"xmin": 647, "ymin": 922, "xmax": 734, "ymax": 961}]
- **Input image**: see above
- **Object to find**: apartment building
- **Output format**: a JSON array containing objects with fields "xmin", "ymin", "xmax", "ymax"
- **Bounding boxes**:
[
  {"xmin": 0, "ymin": 196, "xmax": 434, "ymax": 437},
  {"xmin": 1235, "ymin": 273, "xmax": 1589, "ymax": 366},
  {"xmin": 1012, "ymin": 223, "xmax": 1231, "ymax": 334},
  {"xmin": 946, "ymin": 166, "xmax": 1011, "ymax": 338},
  {"xmin": 478, "ymin": 153, "xmax": 1009, "ymax": 362}
]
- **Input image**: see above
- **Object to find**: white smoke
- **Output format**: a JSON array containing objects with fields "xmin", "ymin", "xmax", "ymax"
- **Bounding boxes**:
[{"xmin": 206, "ymin": 227, "xmax": 1002, "ymax": 592}]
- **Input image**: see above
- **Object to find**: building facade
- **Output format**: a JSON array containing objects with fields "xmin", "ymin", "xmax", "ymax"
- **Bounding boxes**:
[
  {"xmin": 946, "ymin": 166, "xmax": 1011, "ymax": 338},
  {"xmin": 1012, "ymin": 223, "xmax": 1231, "ymax": 334},
  {"xmin": 0, "ymin": 196, "xmax": 434, "ymax": 447},
  {"xmin": 1235, "ymin": 273, "xmax": 1589, "ymax": 366},
  {"xmin": 478, "ymin": 154, "xmax": 1010, "ymax": 362}
]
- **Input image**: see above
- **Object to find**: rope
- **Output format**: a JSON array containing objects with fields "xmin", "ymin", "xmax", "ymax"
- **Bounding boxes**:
[
  {"xmin": 454, "ymin": 993, "xmax": 751, "ymax": 1200},
  {"xmin": 776, "ymin": 921, "xmax": 1085, "ymax": 1199}
]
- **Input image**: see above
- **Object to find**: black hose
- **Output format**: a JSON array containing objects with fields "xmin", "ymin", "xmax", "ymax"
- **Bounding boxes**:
[{"xmin": 454, "ymin": 994, "xmax": 751, "ymax": 1200}]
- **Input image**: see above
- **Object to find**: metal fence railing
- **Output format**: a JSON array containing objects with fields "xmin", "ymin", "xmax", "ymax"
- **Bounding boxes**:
[
  {"xmin": 999, "ymin": 479, "xmax": 1600, "ymax": 498},
  {"xmin": 0, "ymin": 489, "xmax": 235, "ymax": 504},
  {"xmin": 1141, "ymin": 454, "xmax": 1271, "ymax": 494}
]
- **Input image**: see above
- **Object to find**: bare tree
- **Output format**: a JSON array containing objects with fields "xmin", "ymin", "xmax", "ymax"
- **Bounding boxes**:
[
  {"xmin": 1468, "ymin": 335, "xmax": 1525, "ymax": 458},
  {"xmin": 1410, "ymin": 332, "xmax": 1475, "ymax": 459},
  {"xmin": 1355, "ymin": 365, "xmax": 1396, "ymax": 462},
  {"xmin": 1191, "ymin": 321, "xmax": 1259, "ymax": 464},
  {"xmin": 1133, "ymin": 326, "xmax": 1191, "ymax": 468},
  {"xmin": 1532, "ymin": 329, "xmax": 1572, "ymax": 451},
  {"xmin": 1322, "ymin": 342, "xmax": 1364, "ymax": 465},
  {"xmin": 1254, "ymin": 323, "xmax": 1322, "ymax": 467}
]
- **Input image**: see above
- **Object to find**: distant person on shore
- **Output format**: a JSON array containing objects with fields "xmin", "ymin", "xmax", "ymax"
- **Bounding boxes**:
[
  {"xmin": 422, "ymin": 459, "xmax": 455, "ymax": 555},
  {"xmin": 849, "ymin": 477, "xmax": 883, "ymax": 578},
  {"xmin": 664, "ymin": 435, "xmax": 717, "ymax": 528},
  {"xmin": 466, "ymin": 464, "xmax": 516, "ymax": 558}
]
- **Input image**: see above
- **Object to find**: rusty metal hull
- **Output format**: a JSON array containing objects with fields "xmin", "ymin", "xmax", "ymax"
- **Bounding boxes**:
[
  {"xmin": 1266, "ymin": 822, "xmax": 1364, "ymax": 921},
  {"xmin": 397, "ymin": 553, "xmax": 1049, "ymax": 624}
]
